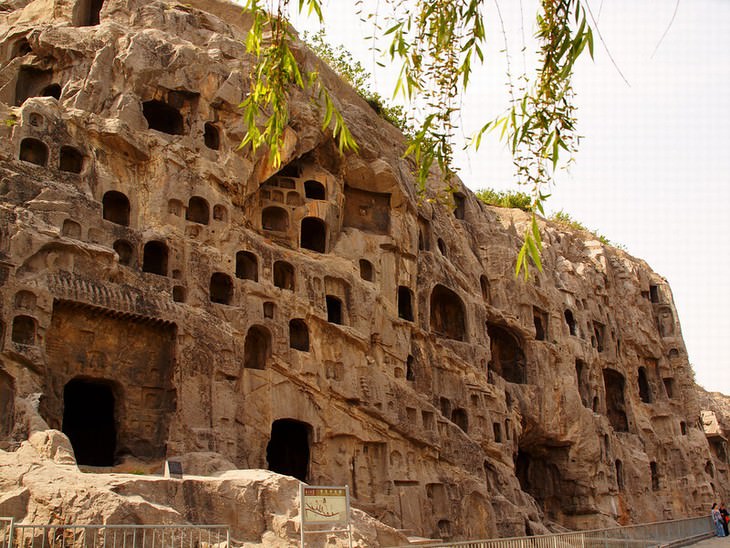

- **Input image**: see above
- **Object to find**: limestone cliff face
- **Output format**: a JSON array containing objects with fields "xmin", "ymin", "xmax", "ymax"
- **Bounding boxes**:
[{"xmin": 0, "ymin": 0, "xmax": 726, "ymax": 542}]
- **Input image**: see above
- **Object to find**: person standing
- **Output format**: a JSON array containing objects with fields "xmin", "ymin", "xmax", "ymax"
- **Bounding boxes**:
[
  {"xmin": 720, "ymin": 503, "xmax": 730, "ymax": 537},
  {"xmin": 712, "ymin": 503, "xmax": 726, "ymax": 537}
]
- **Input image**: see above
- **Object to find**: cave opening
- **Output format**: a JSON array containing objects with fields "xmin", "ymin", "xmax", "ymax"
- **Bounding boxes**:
[
  {"xmin": 244, "ymin": 325, "xmax": 271, "ymax": 370},
  {"xmin": 235, "ymin": 251, "xmax": 258, "ymax": 281},
  {"xmin": 289, "ymin": 319, "xmax": 309, "ymax": 351},
  {"xmin": 0, "ymin": 370, "xmax": 15, "ymax": 438},
  {"xmin": 11, "ymin": 315, "xmax": 36, "ymax": 345},
  {"xmin": 102, "ymin": 191, "xmax": 130, "ymax": 226},
  {"xmin": 113, "ymin": 239, "xmax": 133, "ymax": 266},
  {"xmin": 533, "ymin": 308, "xmax": 547, "ymax": 340},
  {"xmin": 650, "ymin": 461, "xmax": 660, "ymax": 491},
  {"xmin": 304, "ymin": 180, "xmax": 326, "ymax": 200},
  {"xmin": 15, "ymin": 67, "xmax": 53, "ymax": 105},
  {"xmin": 480, "ymin": 275, "xmax": 490, "ymax": 303},
  {"xmin": 564, "ymin": 309, "xmax": 576, "ymax": 336},
  {"xmin": 41, "ymin": 84, "xmax": 61, "ymax": 99},
  {"xmin": 638, "ymin": 367, "xmax": 652, "ymax": 403},
  {"xmin": 186, "ymin": 196, "xmax": 209, "ymax": 225},
  {"xmin": 143, "ymin": 100, "xmax": 184, "ymax": 135},
  {"xmin": 453, "ymin": 193, "xmax": 466, "ymax": 220},
  {"xmin": 615, "ymin": 459, "xmax": 624, "ymax": 491},
  {"xmin": 19, "ymin": 138, "xmax": 48, "ymax": 166},
  {"xmin": 430, "ymin": 285, "xmax": 466, "ymax": 341},
  {"xmin": 575, "ymin": 359, "xmax": 591, "ymax": 408},
  {"xmin": 650, "ymin": 285, "xmax": 659, "ymax": 303},
  {"xmin": 406, "ymin": 355, "xmax": 415, "ymax": 381},
  {"xmin": 204, "ymin": 122, "xmax": 220, "ymax": 150},
  {"xmin": 266, "ymin": 418, "xmax": 311, "ymax": 482},
  {"xmin": 515, "ymin": 445, "xmax": 567, "ymax": 521},
  {"xmin": 603, "ymin": 369, "xmax": 628, "ymax": 432},
  {"xmin": 273, "ymin": 260, "xmax": 295, "ymax": 290},
  {"xmin": 59, "ymin": 146, "xmax": 84, "ymax": 173},
  {"xmin": 451, "ymin": 408, "xmax": 468, "ymax": 433},
  {"xmin": 74, "ymin": 0, "xmax": 104, "ymax": 26},
  {"xmin": 326, "ymin": 295, "xmax": 343, "ymax": 325},
  {"xmin": 359, "ymin": 259, "xmax": 373, "ymax": 281},
  {"xmin": 142, "ymin": 241, "xmax": 168, "ymax": 276},
  {"xmin": 62, "ymin": 378, "xmax": 117, "ymax": 466},
  {"xmin": 172, "ymin": 286, "xmax": 186, "ymax": 303},
  {"xmin": 398, "ymin": 286, "xmax": 414, "ymax": 321},
  {"xmin": 487, "ymin": 323, "xmax": 526, "ymax": 384},
  {"xmin": 262, "ymin": 206, "xmax": 289, "ymax": 232},
  {"xmin": 213, "ymin": 204, "xmax": 227, "ymax": 222},
  {"xmin": 62, "ymin": 219, "xmax": 81, "ymax": 238},
  {"xmin": 301, "ymin": 217, "xmax": 327, "ymax": 253},
  {"xmin": 209, "ymin": 273, "xmax": 233, "ymax": 305}
]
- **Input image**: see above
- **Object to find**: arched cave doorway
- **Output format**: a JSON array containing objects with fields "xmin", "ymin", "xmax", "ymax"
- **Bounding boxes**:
[
  {"xmin": 289, "ymin": 319, "xmax": 309, "ymax": 351},
  {"xmin": 59, "ymin": 146, "xmax": 84, "ymax": 173},
  {"xmin": 62, "ymin": 378, "xmax": 117, "ymax": 466},
  {"xmin": 102, "ymin": 191, "xmax": 130, "ymax": 226},
  {"xmin": 19, "ymin": 138, "xmax": 48, "ymax": 166},
  {"xmin": 262, "ymin": 206, "xmax": 289, "ymax": 231},
  {"xmin": 304, "ymin": 180, "xmax": 326, "ymax": 200},
  {"xmin": 41, "ymin": 83, "xmax": 61, "ymax": 99},
  {"xmin": 244, "ymin": 325, "xmax": 271, "ymax": 370},
  {"xmin": 603, "ymin": 368, "xmax": 629, "ymax": 432},
  {"xmin": 429, "ymin": 284, "xmax": 466, "ymax": 341},
  {"xmin": 274, "ymin": 260, "xmax": 295, "ymax": 290},
  {"xmin": 301, "ymin": 217, "xmax": 327, "ymax": 253},
  {"xmin": 638, "ymin": 367, "xmax": 652, "ymax": 403},
  {"xmin": 266, "ymin": 418, "xmax": 311, "ymax": 482},
  {"xmin": 487, "ymin": 323, "xmax": 526, "ymax": 384},
  {"xmin": 74, "ymin": 0, "xmax": 104, "ymax": 26},
  {"xmin": 142, "ymin": 241, "xmax": 168, "ymax": 276},
  {"xmin": 204, "ymin": 122, "xmax": 220, "ymax": 150},
  {"xmin": 186, "ymin": 196, "xmax": 210, "ymax": 225}
]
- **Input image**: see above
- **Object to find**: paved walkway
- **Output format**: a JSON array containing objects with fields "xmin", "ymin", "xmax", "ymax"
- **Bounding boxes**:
[{"xmin": 691, "ymin": 536, "xmax": 730, "ymax": 548}]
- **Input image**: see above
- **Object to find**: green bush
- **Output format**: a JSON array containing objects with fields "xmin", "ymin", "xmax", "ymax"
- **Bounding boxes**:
[
  {"xmin": 474, "ymin": 188, "xmax": 532, "ymax": 211},
  {"xmin": 303, "ymin": 31, "xmax": 412, "ymax": 135},
  {"xmin": 549, "ymin": 210, "xmax": 624, "ymax": 249}
]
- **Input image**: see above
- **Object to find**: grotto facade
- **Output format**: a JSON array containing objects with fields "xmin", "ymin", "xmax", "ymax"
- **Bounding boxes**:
[{"xmin": 0, "ymin": 0, "xmax": 728, "ymax": 542}]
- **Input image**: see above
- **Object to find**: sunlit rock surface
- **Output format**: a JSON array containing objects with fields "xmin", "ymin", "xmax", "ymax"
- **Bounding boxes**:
[{"xmin": 0, "ymin": 0, "xmax": 727, "ymax": 543}]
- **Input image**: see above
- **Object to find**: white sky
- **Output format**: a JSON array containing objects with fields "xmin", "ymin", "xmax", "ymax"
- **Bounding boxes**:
[{"xmin": 282, "ymin": 0, "xmax": 730, "ymax": 394}]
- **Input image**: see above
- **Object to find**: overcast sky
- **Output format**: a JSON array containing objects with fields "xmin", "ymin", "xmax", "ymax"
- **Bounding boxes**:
[{"xmin": 282, "ymin": 0, "xmax": 730, "ymax": 394}]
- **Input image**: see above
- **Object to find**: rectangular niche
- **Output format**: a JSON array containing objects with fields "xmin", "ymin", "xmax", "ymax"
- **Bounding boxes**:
[
  {"xmin": 42, "ymin": 301, "xmax": 177, "ymax": 461},
  {"xmin": 343, "ymin": 186, "xmax": 391, "ymax": 235}
]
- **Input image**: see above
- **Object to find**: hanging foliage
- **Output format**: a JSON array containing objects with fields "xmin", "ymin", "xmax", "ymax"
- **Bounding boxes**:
[{"xmin": 240, "ymin": 0, "xmax": 593, "ymax": 278}]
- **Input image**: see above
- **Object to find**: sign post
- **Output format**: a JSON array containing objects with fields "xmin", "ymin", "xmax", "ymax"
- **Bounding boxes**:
[{"xmin": 299, "ymin": 484, "xmax": 352, "ymax": 547}]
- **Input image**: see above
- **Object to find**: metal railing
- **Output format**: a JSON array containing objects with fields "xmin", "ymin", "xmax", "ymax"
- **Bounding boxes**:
[
  {"xmin": 393, "ymin": 516, "xmax": 714, "ymax": 548},
  {"xmin": 0, "ymin": 515, "xmax": 713, "ymax": 548},
  {"xmin": 1, "ymin": 518, "xmax": 14, "ymax": 548},
  {"xmin": 0, "ymin": 520, "xmax": 229, "ymax": 548}
]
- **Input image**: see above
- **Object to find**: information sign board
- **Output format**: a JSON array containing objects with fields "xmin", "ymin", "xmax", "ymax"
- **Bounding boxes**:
[
  {"xmin": 299, "ymin": 484, "xmax": 352, "ymax": 547},
  {"xmin": 164, "ymin": 460, "xmax": 183, "ymax": 479},
  {"xmin": 302, "ymin": 487, "xmax": 348, "ymax": 524}
]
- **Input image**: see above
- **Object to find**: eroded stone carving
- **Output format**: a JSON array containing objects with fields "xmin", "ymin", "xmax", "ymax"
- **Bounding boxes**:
[{"xmin": 0, "ymin": 0, "xmax": 727, "ymax": 543}]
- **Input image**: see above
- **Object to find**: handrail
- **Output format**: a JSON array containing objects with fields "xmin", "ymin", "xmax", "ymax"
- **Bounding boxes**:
[
  {"xmin": 0, "ymin": 521, "xmax": 230, "ymax": 548},
  {"xmin": 388, "ymin": 516, "xmax": 714, "ymax": 548},
  {"xmin": 0, "ymin": 515, "xmax": 713, "ymax": 548}
]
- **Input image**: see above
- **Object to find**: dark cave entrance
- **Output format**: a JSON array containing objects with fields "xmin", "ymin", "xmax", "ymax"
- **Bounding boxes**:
[
  {"xmin": 266, "ymin": 419, "xmax": 311, "ymax": 482},
  {"xmin": 62, "ymin": 378, "xmax": 117, "ymax": 466},
  {"xmin": 515, "ymin": 442, "xmax": 571, "ymax": 521},
  {"xmin": 143, "ymin": 100, "xmax": 183, "ymax": 135}
]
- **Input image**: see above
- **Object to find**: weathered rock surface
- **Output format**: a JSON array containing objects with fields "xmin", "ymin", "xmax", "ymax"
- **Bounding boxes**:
[
  {"xmin": 0, "ymin": 434, "xmax": 408, "ymax": 547},
  {"xmin": 0, "ymin": 0, "xmax": 727, "ymax": 543}
]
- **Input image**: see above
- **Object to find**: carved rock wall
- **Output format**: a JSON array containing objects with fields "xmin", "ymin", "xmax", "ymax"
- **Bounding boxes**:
[{"xmin": 0, "ymin": 0, "xmax": 727, "ymax": 542}]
